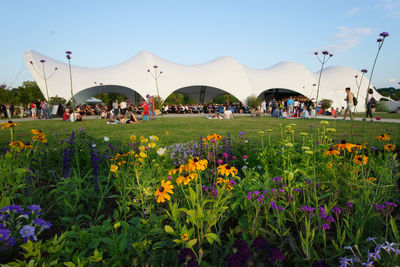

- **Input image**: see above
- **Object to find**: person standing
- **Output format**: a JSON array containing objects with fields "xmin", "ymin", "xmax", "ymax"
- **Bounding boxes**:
[
  {"xmin": 42, "ymin": 100, "xmax": 50, "ymax": 119},
  {"xmin": 366, "ymin": 88, "xmax": 376, "ymax": 122},
  {"xmin": 271, "ymin": 98, "xmax": 277, "ymax": 115},
  {"xmin": 287, "ymin": 97, "xmax": 294, "ymax": 114},
  {"xmin": 343, "ymin": 87, "xmax": 354, "ymax": 121},
  {"xmin": 19, "ymin": 103, "xmax": 24, "ymax": 118},
  {"xmin": 261, "ymin": 100, "xmax": 267, "ymax": 114},
  {"xmin": 142, "ymin": 99, "xmax": 149, "ymax": 121},
  {"xmin": 112, "ymin": 100, "xmax": 119, "ymax": 117},
  {"xmin": 35, "ymin": 99, "xmax": 42, "ymax": 119}
]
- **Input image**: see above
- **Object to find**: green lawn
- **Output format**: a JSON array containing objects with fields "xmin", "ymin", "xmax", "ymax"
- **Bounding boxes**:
[
  {"xmin": 2, "ymin": 117, "xmax": 399, "ymax": 147},
  {"xmin": 337, "ymin": 112, "xmax": 400, "ymax": 119}
]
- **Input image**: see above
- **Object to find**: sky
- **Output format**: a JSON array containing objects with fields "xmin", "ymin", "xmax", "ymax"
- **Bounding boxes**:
[{"xmin": 1, "ymin": 0, "xmax": 399, "ymax": 89}]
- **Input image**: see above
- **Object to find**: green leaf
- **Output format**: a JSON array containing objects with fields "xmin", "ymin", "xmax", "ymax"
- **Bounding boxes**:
[
  {"xmin": 64, "ymin": 263, "xmax": 76, "ymax": 267},
  {"xmin": 164, "ymin": 225, "xmax": 175, "ymax": 234},
  {"xmin": 119, "ymin": 237, "xmax": 128, "ymax": 253},
  {"xmin": 187, "ymin": 239, "xmax": 197, "ymax": 248},
  {"xmin": 390, "ymin": 216, "xmax": 400, "ymax": 241},
  {"xmin": 204, "ymin": 233, "xmax": 221, "ymax": 245}
]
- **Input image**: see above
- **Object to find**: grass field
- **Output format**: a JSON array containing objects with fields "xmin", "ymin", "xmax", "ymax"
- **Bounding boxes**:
[{"xmin": 2, "ymin": 116, "xmax": 399, "ymax": 147}]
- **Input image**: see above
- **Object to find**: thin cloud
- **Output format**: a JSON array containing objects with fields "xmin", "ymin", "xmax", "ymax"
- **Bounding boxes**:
[
  {"xmin": 347, "ymin": 7, "xmax": 361, "ymax": 16},
  {"xmin": 314, "ymin": 27, "xmax": 372, "ymax": 53},
  {"xmin": 388, "ymin": 78, "xmax": 397, "ymax": 82}
]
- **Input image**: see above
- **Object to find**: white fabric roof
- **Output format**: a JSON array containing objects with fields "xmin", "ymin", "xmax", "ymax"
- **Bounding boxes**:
[{"xmin": 24, "ymin": 50, "xmax": 384, "ymax": 111}]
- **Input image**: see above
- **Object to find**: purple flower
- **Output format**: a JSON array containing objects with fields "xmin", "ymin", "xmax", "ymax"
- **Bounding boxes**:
[
  {"xmin": 302, "ymin": 206, "xmax": 315, "ymax": 212},
  {"xmin": 278, "ymin": 188, "xmax": 284, "ymax": 193},
  {"xmin": 27, "ymin": 205, "xmax": 41, "ymax": 213},
  {"xmin": 33, "ymin": 218, "xmax": 52, "ymax": 230},
  {"xmin": 253, "ymin": 190, "xmax": 260, "ymax": 196},
  {"xmin": 253, "ymin": 236, "xmax": 269, "ymax": 251},
  {"xmin": 1, "ymin": 205, "xmax": 23, "ymax": 213},
  {"xmin": 278, "ymin": 206, "xmax": 284, "ymax": 211},
  {"xmin": 377, "ymin": 38, "xmax": 383, "ymax": 42},
  {"xmin": 146, "ymin": 94, "xmax": 151, "ymax": 98},
  {"xmin": 384, "ymin": 201, "xmax": 397, "ymax": 207},
  {"xmin": 361, "ymin": 69, "xmax": 368, "ymax": 73},
  {"xmin": 346, "ymin": 201, "xmax": 354, "ymax": 208},
  {"xmin": 379, "ymin": 32, "xmax": 389, "ymax": 37},
  {"xmin": 322, "ymin": 51, "xmax": 329, "ymax": 55},
  {"xmin": 0, "ymin": 228, "xmax": 10, "ymax": 241},
  {"xmin": 178, "ymin": 248, "xmax": 196, "ymax": 264},
  {"xmin": 270, "ymin": 201, "xmax": 277, "ymax": 209},
  {"xmin": 322, "ymin": 224, "xmax": 330, "ymax": 230},
  {"xmin": 153, "ymin": 65, "xmax": 158, "ymax": 68},
  {"xmin": 222, "ymin": 153, "xmax": 228, "ymax": 159},
  {"xmin": 231, "ymin": 156, "xmax": 236, "ymax": 160},
  {"xmin": 272, "ymin": 176, "xmax": 282, "ymax": 183},
  {"xmin": 293, "ymin": 188, "xmax": 302, "ymax": 192},
  {"xmin": 20, "ymin": 225, "xmax": 35, "ymax": 239},
  {"xmin": 332, "ymin": 206, "xmax": 341, "ymax": 215},
  {"xmin": 268, "ymin": 247, "xmax": 285, "ymax": 262},
  {"xmin": 246, "ymin": 193, "xmax": 252, "ymax": 200},
  {"xmin": 229, "ymin": 180, "xmax": 237, "ymax": 185},
  {"xmin": 65, "ymin": 51, "xmax": 72, "ymax": 54}
]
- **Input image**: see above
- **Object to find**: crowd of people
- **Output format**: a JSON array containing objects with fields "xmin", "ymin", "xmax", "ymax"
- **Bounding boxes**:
[{"xmin": 0, "ymin": 89, "xmax": 385, "ymax": 122}]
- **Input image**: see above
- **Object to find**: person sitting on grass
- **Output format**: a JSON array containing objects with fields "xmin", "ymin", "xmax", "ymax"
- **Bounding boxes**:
[
  {"xmin": 62, "ymin": 108, "xmax": 70, "ymax": 121},
  {"xmin": 223, "ymin": 105, "xmax": 234, "ymax": 119},
  {"xmin": 206, "ymin": 113, "xmax": 223, "ymax": 119},
  {"xmin": 253, "ymin": 108, "xmax": 262, "ymax": 118}
]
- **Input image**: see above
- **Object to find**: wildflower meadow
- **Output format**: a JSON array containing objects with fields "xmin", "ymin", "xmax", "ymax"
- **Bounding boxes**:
[{"xmin": 0, "ymin": 116, "xmax": 399, "ymax": 266}]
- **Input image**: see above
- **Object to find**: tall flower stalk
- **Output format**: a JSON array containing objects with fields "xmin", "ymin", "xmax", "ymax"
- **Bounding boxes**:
[
  {"xmin": 66, "ymin": 51, "xmax": 75, "ymax": 121},
  {"xmin": 353, "ymin": 69, "xmax": 368, "ymax": 114},
  {"xmin": 29, "ymin": 59, "xmax": 58, "ymax": 102},
  {"xmin": 147, "ymin": 66, "xmax": 164, "ymax": 116},
  {"xmin": 314, "ymin": 51, "xmax": 333, "ymax": 118}
]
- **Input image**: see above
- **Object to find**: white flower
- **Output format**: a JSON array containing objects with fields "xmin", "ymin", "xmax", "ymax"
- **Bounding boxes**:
[
  {"xmin": 157, "ymin": 148, "xmax": 166, "ymax": 156},
  {"xmin": 92, "ymin": 143, "xmax": 96, "ymax": 148},
  {"xmin": 149, "ymin": 136, "xmax": 155, "ymax": 141},
  {"xmin": 104, "ymin": 136, "xmax": 109, "ymax": 142}
]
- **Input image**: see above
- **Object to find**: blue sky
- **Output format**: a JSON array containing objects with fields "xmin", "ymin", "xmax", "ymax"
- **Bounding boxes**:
[{"xmin": 1, "ymin": 0, "xmax": 399, "ymax": 88}]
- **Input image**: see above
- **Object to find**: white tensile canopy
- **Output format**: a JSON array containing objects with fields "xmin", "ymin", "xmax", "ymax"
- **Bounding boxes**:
[{"xmin": 24, "ymin": 50, "xmax": 384, "ymax": 112}]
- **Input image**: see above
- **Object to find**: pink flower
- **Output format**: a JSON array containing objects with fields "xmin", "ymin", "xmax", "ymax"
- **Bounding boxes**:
[
  {"xmin": 167, "ymin": 176, "xmax": 172, "ymax": 180},
  {"xmin": 243, "ymin": 155, "xmax": 248, "ymax": 160},
  {"xmin": 376, "ymin": 116, "xmax": 381, "ymax": 121},
  {"xmin": 217, "ymin": 159, "xmax": 223, "ymax": 165}
]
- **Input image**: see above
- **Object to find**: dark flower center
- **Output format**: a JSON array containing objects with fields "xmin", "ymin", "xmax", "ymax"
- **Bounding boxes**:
[
  {"xmin": 184, "ymin": 174, "xmax": 189, "ymax": 178},
  {"xmin": 226, "ymin": 165, "xmax": 231, "ymax": 170},
  {"xmin": 341, "ymin": 140, "xmax": 346, "ymax": 144},
  {"xmin": 193, "ymin": 158, "xmax": 199, "ymax": 162},
  {"xmin": 158, "ymin": 186, "xmax": 164, "ymax": 192}
]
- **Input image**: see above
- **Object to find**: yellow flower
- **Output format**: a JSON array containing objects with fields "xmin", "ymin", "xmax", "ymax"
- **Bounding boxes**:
[
  {"xmin": 148, "ymin": 142, "xmax": 156, "ymax": 149},
  {"xmin": 176, "ymin": 173, "xmax": 198, "ymax": 186},
  {"xmin": 181, "ymin": 233, "xmax": 189, "ymax": 242},
  {"xmin": 384, "ymin": 143, "xmax": 396, "ymax": 152},
  {"xmin": 9, "ymin": 141, "xmax": 25, "ymax": 150},
  {"xmin": 326, "ymin": 128, "xmax": 336, "ymax": 133},
  {"xmin": 141, "ymin": 138, "xmax": 149, "ymax": 144},
  {"xmin": 333, "ymin": 141, "xmax": 354, "ymax": 152},
  {"xmin": 258, "ymin": 131, "xmax": 265, "ymax": 135},
  {"xmin": 165, "ymin": 131, "xmax": 169, "ymax": 136},
  {"xmin": 168, "ymin": 165, "xmax": 183, "ymax": 175},
  {"xmin": 353, "ymin": 155, "xmax": 368, "ymax": 165},
  {"xmin": 185, "ymin": 157, "xmax": 208, "ymax": 172},
  {"xmin": 110, "ymin": 165, "xmax": 118, "ymax": 172},
  {"xmin": 366, "ymin": 177, "xmax": 376, "ymax": 183},
  {"xmin": 300, "ymin": 132, "xmax": 308, "ymax": 136},
  {"xmin": 320, "ymin": 120, "xmax": 329, "ymax": 125},
  {"xmin": 217, "ymin": 164, "xmax": 238, "ymax": 177},
  {"xmin": 305, "ymin": 150, "xmax": 313, "ymax": 155},
  {"xmin": 113, "ymin": 222, "xmax": 121, "ymax": 229},
  {"xmin": 267, "ymin": 129, "xmax": 272, "ymax": 132},
  {"xmin": 31, "ymin": 129, "xmax": 42, "ymax": 135},
  {"xmin": 117, "ymin": 160, "xmax": 126, "ymax": 166},
  {"xmin": 130, "ymin": 135, "xmax": 137, "ymax": 143},
  {"xmin": 217, "ymin": 177, "xmax": 234, "ymax": 191},
  {"xmin": 1, "ymin": 121, "xmax": 17, "ymax": 130},
  {"xmin": 376, "ymin": 134, "xmax": 391, "ymax": 141},
  {"xmin": 154, "ymin": 180, "xmax": 174, "ymax": 203},
  {"xmin": 324, "ymin": 148, "xmax": 340, "ymax": 156},
  {"xmin": 138, "ymin": 158, "xmax": 144, "ymax": 163},
  {"xmin": 139, "ymin": 146, "xmax": 146, "ymax": 152},
  {"xmin": 139, "ymin": 152, "xmax": 147, "ymax": 158},
  {"xmin": 351, "ymin": 143, "xmax": 365, "ymax": 152}
]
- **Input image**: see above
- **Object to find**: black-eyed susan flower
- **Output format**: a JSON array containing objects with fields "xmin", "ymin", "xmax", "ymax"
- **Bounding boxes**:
[
  {"xmin": 186, "ymin": 157, "xmax": 208, "ymax": 171},
  {"xmin": 9, "ymin": 141, "xmax": 25, "ymax": 150},
  {"xmin": 1, "ymin": 121, "xmax": 17, "ymax": 130},
  {"xmin": 217, "ymin": 177, "xmax": 236, "ymax": 191},
  {"xmin": 353, "ymin": 155, "xmax": 368, "ymax": 165},
  {"xmin": 333, "ymin": 140, "xmax": 354, "ymax": 152},
  {"xmin": 176, "ymin": 173, "xmax": 198, "ymax": 186},
  {"xmin": 181, "ymin": 233, "xmax": 189, "ymax": 241},
  {"xmin": 217, "ymin": 164, "xmax": 238, "ymax": 177},
  {"xmin": 154, "ymin": 180, "xmax": 174, "ymax": 203},
  {"xmin": 376, "ymin": 134, "xmax": 391, "ymax": 141},
  {"xmin": 384, "ymin": 143, "xmax": 396, "ymax": 152},
  {"xmin": 168, "ymin": 165, "xmax": 183, "ymax": 175},
  {"xmin": 324, "ymin": 147, "xmax": 340, "ymax": 156},
  {"xmin": 351, "ymin": 143, "xmax": 365, "ymax": 152}
]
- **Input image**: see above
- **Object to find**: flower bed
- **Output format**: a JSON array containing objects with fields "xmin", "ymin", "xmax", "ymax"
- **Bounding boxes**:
[{"xmin": 0, "ymin": 120, "xmax": 399, "ymax": 266}]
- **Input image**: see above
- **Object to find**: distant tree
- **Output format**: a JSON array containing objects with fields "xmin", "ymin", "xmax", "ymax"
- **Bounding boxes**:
[
  {"xmin": 211, "ymin": 94, "xmax": 240, "ymax": 104},
  {"xmin": 320, "ymin": 99, "xmax": 333, "ymax": 110},
  {"xmin": 376, "ymin": 87, "xmax": 400, "ymax": 101},
  {"xmin": 245, "ymin": 94, "xmax": 262, "ymax": 109}
]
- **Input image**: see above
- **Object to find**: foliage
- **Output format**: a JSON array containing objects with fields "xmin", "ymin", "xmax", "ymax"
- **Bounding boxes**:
[
  {"xmin": 164, "ymin": 92, "xmax": 195, "ymax": 105},
  {"xmin": 48, "ymin": 95, "xmax": 67, "ymax": 106},
  {"xmin": 0, "ymin": 81, "xmax": 44, "ymax": 105},
  {"xmin": 152, "ymin": 95, "xmax": 163, "ymax": 109},
  {"xmin": 245, "ymin": 94, "xmax": 262, "ymax": 109},
  {"xmin": 0, "ymin": 118, "xmax": 399, "ymax": 266},
  {"xmin": 320, "ymin": 99, "xmax": 333, "ymax": 110},
  {"xmin": 377, "ymin": 87, "xmax": 400, "ymax": 101},
  {"xmin": 211, "ymin": 93, "xmax": 240, "ymax": 104}
]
